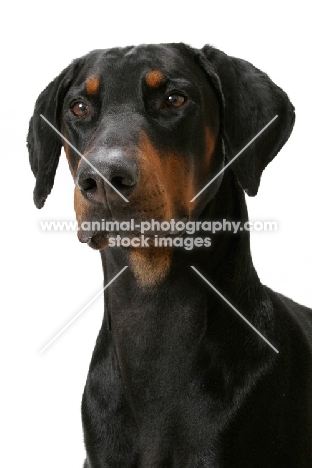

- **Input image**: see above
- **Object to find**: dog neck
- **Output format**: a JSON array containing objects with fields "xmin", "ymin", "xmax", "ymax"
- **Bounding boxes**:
[
  {"xmin": 101, "ymin": 170, "xmax": 258, "ymax": 294},
  {"xmin": 97, "ymin": 170, "xmax": 275, "ymax": 415}
]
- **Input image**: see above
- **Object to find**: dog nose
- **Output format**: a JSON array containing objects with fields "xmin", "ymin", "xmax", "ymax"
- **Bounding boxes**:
[{"xmin": 76, "ymin": 149, "xmax": 138, "ymax": 204}]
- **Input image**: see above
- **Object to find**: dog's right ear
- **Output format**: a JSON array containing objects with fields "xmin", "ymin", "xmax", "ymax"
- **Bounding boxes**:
[
  {"xmin": 27, "ymin": 59, "xmax": 83, "ymax": 209},
  {"xmin": 195, "ymin": 45, "xmax": 295, "ymax": 197}
]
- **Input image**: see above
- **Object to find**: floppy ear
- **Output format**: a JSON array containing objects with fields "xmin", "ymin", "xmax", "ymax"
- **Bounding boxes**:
[
  {"xmin": 27, "ymin": 59, "xmax": 83, "ymax": 208},
  {"xmin": 196, "ymin": 46, "xmax": 295, "ymax": 196}
]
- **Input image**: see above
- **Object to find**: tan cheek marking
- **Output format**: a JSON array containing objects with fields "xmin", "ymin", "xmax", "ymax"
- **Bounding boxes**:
[
  {"xmin": 162, "ymin": 153, "xmax": 194, "ymax": 214},
  {"xmin": 135, "ymin": 132, "xmax": 194, "ymax": 218},
  {"xmin": 197, "ymin": 126, "xmax": 217, "ymax": 187},
  {"xmin": 205, "ymin": 126, "xmax": 216, "ymax": 164},
  {"xmin": 131, "ymin": 133, "xmax": 171, "ymax": 220},
  {"xmin": 128, "ymin": 247, "xmax": 172, "ymax": 288},
  {"xmin": 127, "ymin": 132, "xmax": 196, "ymax": 287},
  {"xmin": 85, "ymin": 75, "xmax": 100, "ymax": 95},
  {"xmin": 74, "ymin": 186, "xmax": 89, "ymax": 225},
  {"xmin": 146, "ymin": 70, "xmax": 164, "ymax": 88},
  {"xmin": 127, "ymin": 132, "xmax": 175, "ymax": 287}
]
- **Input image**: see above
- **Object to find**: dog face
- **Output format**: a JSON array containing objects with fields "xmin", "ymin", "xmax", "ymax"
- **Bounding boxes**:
[
  {"xmin": 63, "ymin": 45, "xmax": 222, "ymax": 249},
  {"xmin": 28, "ymin": 43, "xmax": 295, "ymax": 253}
]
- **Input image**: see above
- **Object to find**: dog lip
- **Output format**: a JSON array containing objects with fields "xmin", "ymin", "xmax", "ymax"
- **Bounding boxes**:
[
  {"xmin": 86, "ymin": 237, "xmax": 97, "ymax": 249},
  {"xmin": 78, "ymin": 230, "xmax": 108, "ymax": 245},
  {"xmin": 137, "ymin": 230, "xmax": 186, "ymax": 238},
  {"xmin": 78, "ymin": 216, "xmax": 189, "ymax": 245},
  {"xmin": 116, "ymin": 229, "xmax": 187, "ymax": 240},
  {"xmin": 136, "ymin": 216, "xmax": 189, "ymax": 237},
  {"xmin": 78, "ymin": 231, "xmax": 92, "ymax": 243},
  {"xmin": 87, "ymin": 232, "xmax": 109, "ymax": 250}
]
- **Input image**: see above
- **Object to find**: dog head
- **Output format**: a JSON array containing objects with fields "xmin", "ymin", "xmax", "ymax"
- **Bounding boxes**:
[{"xmin": 28, "ymin": 43, "xmax": 295, "ymax": 251}]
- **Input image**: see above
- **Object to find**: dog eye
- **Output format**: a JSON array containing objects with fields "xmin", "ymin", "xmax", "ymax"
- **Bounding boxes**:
[
  {"xmin": 165, "ymin": 93, "xmax": 186, "ymax": 108},
  {"xmin": 71, "ymin": 101, "xmax": 90, "ymax": 117}
]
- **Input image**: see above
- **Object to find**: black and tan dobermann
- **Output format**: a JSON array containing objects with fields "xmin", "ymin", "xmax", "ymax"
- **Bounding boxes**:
[{"xmin": 28, "ymin": 43, "xmax": 312, "ymax": 467}]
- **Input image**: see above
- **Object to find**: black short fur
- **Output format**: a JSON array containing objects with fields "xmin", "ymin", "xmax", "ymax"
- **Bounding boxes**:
[{"xmin": 28, "ymin": 43, "xmax": 312, "ymax": 467}]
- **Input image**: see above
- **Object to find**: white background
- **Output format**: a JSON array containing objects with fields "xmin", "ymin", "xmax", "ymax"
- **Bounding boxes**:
[{"xmin": 1, "ymin": 1, "xmax": 311, "ymax": 467}]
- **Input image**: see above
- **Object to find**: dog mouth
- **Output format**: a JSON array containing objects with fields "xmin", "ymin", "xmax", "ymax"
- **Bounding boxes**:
[{"xmin": 78, "ymin": 224, "xmax": 188, "ymax": 250}]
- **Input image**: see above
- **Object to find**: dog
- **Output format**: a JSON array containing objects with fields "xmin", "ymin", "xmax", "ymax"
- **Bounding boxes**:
[{"xmin": 28, "ymin": 43, "xmax": 312, "ymax": 467}]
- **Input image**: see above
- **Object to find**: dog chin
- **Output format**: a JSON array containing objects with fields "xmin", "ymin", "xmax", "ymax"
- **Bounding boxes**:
[
  {"xmin": 87, "ymin": 234, "xmax": 109, "ymax": 250},
  {"xmin": 77, "ymin": 231, "xmax": 109, "ymax": 250}
]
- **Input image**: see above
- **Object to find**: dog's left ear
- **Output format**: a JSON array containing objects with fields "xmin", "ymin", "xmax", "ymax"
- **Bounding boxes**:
[
  {"xmin": 196, "ymin": 45, "xmax": 295, "ymax": 196},
  {"xmin": 27, "ymin": 58, "xmax": 83, "ymax": 208}
]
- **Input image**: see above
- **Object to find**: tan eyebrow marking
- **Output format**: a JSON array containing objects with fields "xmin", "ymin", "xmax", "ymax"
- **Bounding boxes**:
[
  {"xmin": 85, "ymin": 75, "xmax": 100, "ymax": 95},
  {"xmin": 146, "ymin": 70, "xmax": 164, "ymax": 88}
]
